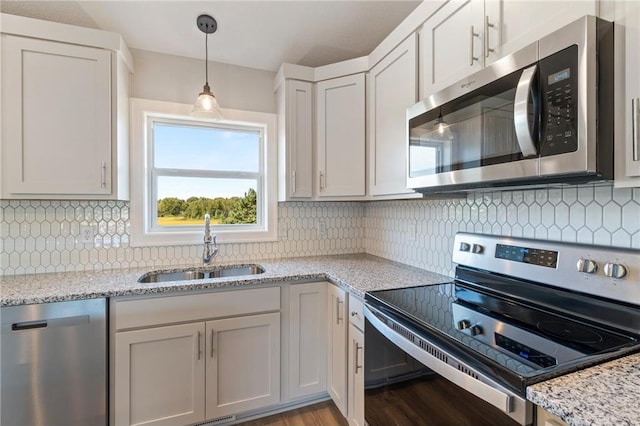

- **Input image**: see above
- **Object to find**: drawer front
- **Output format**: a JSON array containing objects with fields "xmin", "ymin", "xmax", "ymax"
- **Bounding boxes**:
[
  {"xmin": 348, "ymin": 295, "xmax": 364, "ymax": 331},
  {"xmin": 113, "ymin": 286, "xmax": 280, "ymax": 331}
]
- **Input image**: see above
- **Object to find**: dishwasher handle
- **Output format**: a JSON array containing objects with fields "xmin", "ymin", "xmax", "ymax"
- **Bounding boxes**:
[{"xmin": 12, "ymin": 320, "xmax": 48, "ymax": 331}]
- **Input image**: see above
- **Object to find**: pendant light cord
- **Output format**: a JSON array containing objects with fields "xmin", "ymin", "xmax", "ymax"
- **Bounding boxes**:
[{"xmin": 205, "ymin": 31, "xmax": 209, "ymax": 86}]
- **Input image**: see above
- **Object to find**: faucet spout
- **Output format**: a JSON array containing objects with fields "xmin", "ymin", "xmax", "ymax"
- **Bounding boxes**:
[{"xmin": 203, "ymin": 214, "xmax": 218, "ymax": 263}]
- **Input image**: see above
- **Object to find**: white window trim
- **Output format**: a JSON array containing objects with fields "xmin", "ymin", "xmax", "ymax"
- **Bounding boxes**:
[{"xmin": 130, "ymin": 98, "xmax": 278, "ymax": 247}]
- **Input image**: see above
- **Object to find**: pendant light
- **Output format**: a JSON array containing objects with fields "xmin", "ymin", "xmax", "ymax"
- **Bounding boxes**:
[{"xmin": 192, "ymin": 14, "xmax": 223, "ymax": 120}]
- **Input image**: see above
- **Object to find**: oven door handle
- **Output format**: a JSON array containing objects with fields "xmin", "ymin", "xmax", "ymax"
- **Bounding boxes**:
[
  {"xmin": 514, "ymin": 64, "xmax": 538, "ymax": 158},
  {"xmin": 364, "ymin": 305, "xmax": 515, "ymax": 415}
]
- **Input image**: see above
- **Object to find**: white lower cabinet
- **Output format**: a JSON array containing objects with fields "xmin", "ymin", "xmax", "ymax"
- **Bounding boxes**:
[
  {"xmin": 347, "ymin": 295, "xmax": 365, "ymax": 426},
  {"xmin": 327, "ymin": 284, "xmax": 349, "ymax": 417},
  {"xmin": 112, "ymin": 287, "xmax": 281, "ymax": 426},
  {"xmin": 205, "ymin": 313, "xmax": 281, "ymax": 419},
  {"xmin": 288, "ymin": 282, "xmax": 328, "ymax": 399},
  {"xmin": 114, "ymin": 323, "xmax": 206, "ymax": 426}
]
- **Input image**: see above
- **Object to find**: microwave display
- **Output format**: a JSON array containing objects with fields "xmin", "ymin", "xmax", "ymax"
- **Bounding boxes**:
[{"xmin": 548, "ymin": 68, "xmax": 570, "ymax": 85}]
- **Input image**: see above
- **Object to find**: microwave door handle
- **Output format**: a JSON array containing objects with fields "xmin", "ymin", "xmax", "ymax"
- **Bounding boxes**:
[{"xmin": 514, "ymin": 64, "xmax": 538, "ymax": 157}]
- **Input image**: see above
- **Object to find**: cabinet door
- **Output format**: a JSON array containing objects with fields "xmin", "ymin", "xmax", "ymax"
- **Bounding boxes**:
[
  {"xmin": 114, "ymin": 323, "xmax": 206, "ymax": 426},
  {"xmin": 347, "ymin": 324, "xmax": 364, "ymax": 426},
  {"xmin": 205, "ymin": 313, "xmax": 281, "ymax": 419},
  {"xmin": 1, "ymin": 35, "xmax": 112, "ymax": 196},
  {"xmin": 289, "ymin": 282, "xmax": 328, "ymax": 399},
  {"xmin": 327, "ymin": 284, "xmax": 348, "ymax": 417},
  {"xmin": 484, "ymin": 1, "xmax": 597, "ymax": 65},
  {"xmin": 316, "ymin": 74, "xmax": 366, "ymax": 197},
  {"xmin": 420, "ymin": 0, "xmax": 484, "ymax": 97},
  {"xmin": 278, "ymin": 80, "xmax": 314, "ymax": 200},
  {"xmin": 368, "ymin": 34, "xmax": 418, "ymax": 197},
  {"xmin": 624, "ymin": 0, "xmax": 640, "ymax": 178}
]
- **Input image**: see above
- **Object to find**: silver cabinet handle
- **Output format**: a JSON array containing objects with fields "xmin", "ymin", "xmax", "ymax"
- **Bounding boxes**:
[
  {"xmin": 336, "ymin": 298, "xmax": 343, "ymax": 324},
  {"xmin": 470, "ymin": 26, "xmax": 480, "ymax": 66},
  {"xmin": 485, "ymin": 16, "xmax": 495, "ymax": 58},
  {"xmin": 210, "ymin": 329, "xmax": 215, "ymax": 358},
  {"xmin": 514, "ymin": 64, "xmax": 539, "ymax": 157},
  {"xmin": 292, "ymin": 170, "xmax": 297, "ymax": 194},
  {"xmin": 319, "ymin": 171, "xmax": 325, "ymax": 191},
  {"xmin": 354, "ymin": 341, "xmax": 363, "ymax": 374},
  {"xmin": 197, "ymin": 331, "xmax": 202, "ymax": 360},
  {"xmin": 633, "ymin": 98, "xmax": 639, "ymax": 162},
  {"xmin": 100, "ymin": 161, "xmax": 106, "ymax": 188}
]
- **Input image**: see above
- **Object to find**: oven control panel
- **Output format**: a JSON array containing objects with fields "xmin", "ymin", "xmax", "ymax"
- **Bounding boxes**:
[{"xmin": 452, "ymin": 233, "xmax": 640, "ymax": 306}]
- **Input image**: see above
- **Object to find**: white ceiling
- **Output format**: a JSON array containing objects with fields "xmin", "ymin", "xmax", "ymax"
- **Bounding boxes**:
[{"xmin": 1, "ymin": 1, "xmax": 422, "ymax": 71}]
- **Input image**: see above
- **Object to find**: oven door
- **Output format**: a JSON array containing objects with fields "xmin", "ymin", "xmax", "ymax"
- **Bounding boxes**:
[{"xmin": 364, "ymin": 304, "xmax": 532, "ymax": 426}]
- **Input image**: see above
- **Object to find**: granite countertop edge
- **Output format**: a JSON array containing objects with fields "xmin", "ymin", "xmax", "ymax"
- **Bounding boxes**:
[
  {"xmin": 0, "ymin": 253, "xmax": 450, "ymax": 306},
  {"xmin": 527, "ymin": 352, "xmax": 640, "ymax": 426}
]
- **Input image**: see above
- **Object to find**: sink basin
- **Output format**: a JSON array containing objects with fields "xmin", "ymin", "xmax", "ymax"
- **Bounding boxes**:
[{"xmin": 138, "ymin": 265, "xmax": 265, "ymax": 283}]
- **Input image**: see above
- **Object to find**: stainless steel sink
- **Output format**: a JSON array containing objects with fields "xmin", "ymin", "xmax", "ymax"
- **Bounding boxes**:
[{"xmin": 138, "ymin": 265, "xmax": 265, "ymax": 283}]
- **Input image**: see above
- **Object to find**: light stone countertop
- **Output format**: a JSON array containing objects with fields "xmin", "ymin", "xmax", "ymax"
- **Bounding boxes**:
[
  {"xmin": 2, "ymin": 252, "xmax": 639, "ymax": 426},
  {"xmin": 527, "ymin": 353, "xmax": 640, "ymax": 426},
  {"xmin": 0, "ymin": 253, "xmax": 450, "ymax": 306}
]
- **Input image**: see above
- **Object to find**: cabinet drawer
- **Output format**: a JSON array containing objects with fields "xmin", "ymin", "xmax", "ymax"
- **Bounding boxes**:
[
  {"xmin": 348, "ymin": 295, "xmax": 364, "ymax": 331},
  {"xmin": 113, "ymin": 286, "xmax": 280, "ymax": 331}
]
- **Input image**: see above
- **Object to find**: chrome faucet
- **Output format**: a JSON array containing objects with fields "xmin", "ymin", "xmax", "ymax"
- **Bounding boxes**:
[{"xmin": 203, "ymin": 214, "xmax": 218, "ymax": 263}]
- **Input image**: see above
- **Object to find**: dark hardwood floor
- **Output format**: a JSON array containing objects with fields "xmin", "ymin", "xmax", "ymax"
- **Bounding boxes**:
[{"xmin": 235, "ymin": 400, "xmax": 348, "ymax": 426}]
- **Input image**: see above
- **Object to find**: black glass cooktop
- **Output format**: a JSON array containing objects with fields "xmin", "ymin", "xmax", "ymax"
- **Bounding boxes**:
[{"xmin": 366, "ymin": 276, "xmax": 640, "ymax": 392}]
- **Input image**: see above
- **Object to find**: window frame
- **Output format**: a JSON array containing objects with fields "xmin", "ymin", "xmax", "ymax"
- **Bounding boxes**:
[{"xmin": 130, "ymin": 98, "xmax": 278, "ymax": 247}]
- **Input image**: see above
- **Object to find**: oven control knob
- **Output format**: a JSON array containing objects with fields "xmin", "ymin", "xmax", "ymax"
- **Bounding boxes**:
[
  {"xmin": 471, "ymin": 244, "xmax": 484, "ymax": 254},
  {"xmin": 576, "ymin": 258, "xmax": 598, "ymax": 274},
  {"xmin": 604, "ymin": 262, "xmax": 627, "ymax": 279},
  {"xmin": 456, "ymin": 320, "xmax": 471, "ymax": 330},
  {"xmin": 469, "ymin": 325, "xmax": 483, "ymax": 336},
  {"xmin": 459, "ymin": 242, "xmax": 471, "ymax": 252}
]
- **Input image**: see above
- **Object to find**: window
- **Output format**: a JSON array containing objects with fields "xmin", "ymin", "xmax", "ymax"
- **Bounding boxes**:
[{"xmin": 130, "ymin": 98, "xmax": 277, "ymax": 246}]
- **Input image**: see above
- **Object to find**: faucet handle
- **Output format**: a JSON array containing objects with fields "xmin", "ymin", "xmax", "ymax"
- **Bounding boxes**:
[{"xmin": 212, "ymin": 235, "xmax": 217, "ymax": 245}]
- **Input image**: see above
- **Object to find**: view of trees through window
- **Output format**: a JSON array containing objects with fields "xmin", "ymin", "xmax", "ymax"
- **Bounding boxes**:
[
  {"xmin": 156, "ymin": 188, "xmax": 257, "ymax": 226},
  {"xmin": 152, "ymin": 121, "xmax": 261, "ymax": 228}
]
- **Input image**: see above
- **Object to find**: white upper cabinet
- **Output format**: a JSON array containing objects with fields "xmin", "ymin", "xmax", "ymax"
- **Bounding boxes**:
[
  {"xmin": 420, "ymin": 0, "xmax": 485, "ymax": 97},
  {"xmin": 420, "ymin": 0, "xmax": 597, "ymax": 98},
  {"xmin": 615, "ymin": 0, "xmax": 640, "ymax": 185},
  {"xmin": 368, "ymin": 34, "xmax": 419, "ymax": 198},
  {"xmin": 277, "ymin": 79, "xmax": 314, "ymax": 200},
  {"xmin": 0, "ymin": 14, "xmax": 131, "ymax": 200},
  {"xmin": 316, "ymin": 73, "xmax": 366, "ymax": 198}
]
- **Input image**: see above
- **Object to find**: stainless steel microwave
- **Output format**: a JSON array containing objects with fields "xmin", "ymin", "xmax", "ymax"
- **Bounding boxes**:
[{"xmin": 407, "ymin": 16, "xmax": 613, "ymax": 193}]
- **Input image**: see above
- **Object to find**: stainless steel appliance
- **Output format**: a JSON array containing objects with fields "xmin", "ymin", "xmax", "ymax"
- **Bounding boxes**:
[
  {"xmin": 1, "ymin": 298, "xmax": 107, "ymax": 426},
  {"xmin": 364, "ymin": 233, "xmax": 639, "ymax": 425},
  {"xmin": 407, "ymin": 16, "xmax": 614, "ymax": 193}
]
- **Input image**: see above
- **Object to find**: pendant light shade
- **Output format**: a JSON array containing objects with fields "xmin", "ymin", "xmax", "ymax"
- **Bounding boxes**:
[
  {"xmin": 192, "ymin": 14, "xmax": 223, "ymax": 120},
  {"xmin": 432, "ymin": 112, "xmax": 453, "ymax": 141}
]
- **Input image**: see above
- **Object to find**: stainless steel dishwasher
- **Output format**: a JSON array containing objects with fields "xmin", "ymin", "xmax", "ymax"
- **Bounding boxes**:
[{"xmin": 1, "ymin": 298, "xmax": 107, "ymax": 426}]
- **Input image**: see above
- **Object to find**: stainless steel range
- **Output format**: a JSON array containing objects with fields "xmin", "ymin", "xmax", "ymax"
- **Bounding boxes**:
[{"xmin": 364, "ymin": 233, "xmax": 640, "ymax": 425}]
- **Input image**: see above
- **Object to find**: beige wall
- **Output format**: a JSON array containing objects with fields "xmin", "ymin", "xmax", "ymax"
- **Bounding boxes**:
[{"xmin": 130, "ymin": 48, "xmax": 277, "ymax": 114}]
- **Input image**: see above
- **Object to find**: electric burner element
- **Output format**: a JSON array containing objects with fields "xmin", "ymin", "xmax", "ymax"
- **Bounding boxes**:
[{"xmin": 537, "ymin": 321, "xmax": 604, "ymax": 344}]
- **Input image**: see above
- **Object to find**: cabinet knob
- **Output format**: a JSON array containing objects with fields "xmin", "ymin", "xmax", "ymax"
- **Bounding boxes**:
[
  {"xmin": 576, "ymin": 258, "xmax": 598, "ymax": 274},
  {"xmin": 604, "ymin": 263, "xmax": 628, "ymax": 279},
  {"xmin": 351, "ymin": 311, "xmax": 359, "ymax": 317}
]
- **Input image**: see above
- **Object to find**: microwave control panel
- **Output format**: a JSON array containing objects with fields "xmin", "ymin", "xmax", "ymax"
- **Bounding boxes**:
[{"xmin": 539, "ymin": 45, "xmax": 579, "ymax": 157}]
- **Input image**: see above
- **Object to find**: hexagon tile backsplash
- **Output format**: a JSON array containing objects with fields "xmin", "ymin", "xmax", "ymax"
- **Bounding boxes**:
[
  {"xmin": 0, "ymin": 201, "xmax": 365, "ymax": 276},
  {"xmin": 1, "ymin": 184, "xmax": 639, "ymax": 277}
]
